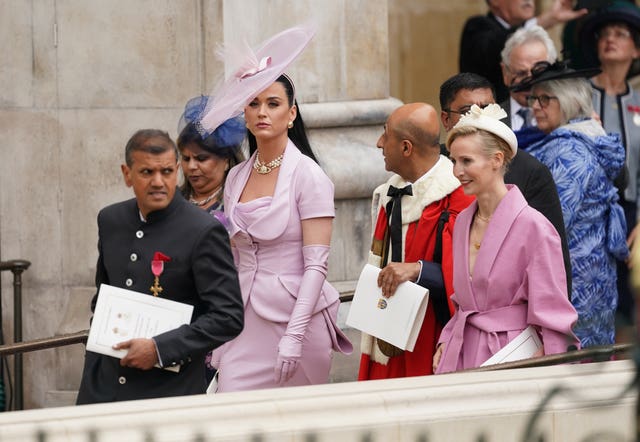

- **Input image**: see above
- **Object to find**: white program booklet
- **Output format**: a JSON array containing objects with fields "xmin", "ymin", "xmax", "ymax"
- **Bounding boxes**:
[
  {"xmin": 480, "ymin": 325, "xmax": 542, "ymax": 367},
  {"xmin": 346, "ymin": 264, "xmax": 429, "ymax": 351},
  {"xmin": 87, "ymin": 284, "xmax": 194, "ymax": 372}
]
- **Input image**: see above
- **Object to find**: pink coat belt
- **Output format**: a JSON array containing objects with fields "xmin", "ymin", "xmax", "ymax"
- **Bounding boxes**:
[{"xmin": 439, "ymin": 303, "xmax": 528, "ymax": 372}]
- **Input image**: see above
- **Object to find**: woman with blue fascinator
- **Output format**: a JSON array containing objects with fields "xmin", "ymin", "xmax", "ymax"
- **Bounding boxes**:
[
  {"xmin": 176, "ymin": 95, "xmax": 245, "ymax": 383},
  {"xmin": 198, "ymin": 24, "xmax": 352, "ymax": 392},
  {"xmin": 177, "ymin": 96, "xmax": 245, "ymax": 227}
]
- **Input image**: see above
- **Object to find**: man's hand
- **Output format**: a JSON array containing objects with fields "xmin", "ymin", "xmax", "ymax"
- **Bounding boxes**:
[
  {"xmin": 115, "ymin": 338, "xmax": 159, "ymax": 370},
  {"xmin": 378, "ymin": 262, "xmax": 421, "ymax": 298},
  {"xmin": 537, "ymin": 0, "xmax": 587, "ymax": 29}
]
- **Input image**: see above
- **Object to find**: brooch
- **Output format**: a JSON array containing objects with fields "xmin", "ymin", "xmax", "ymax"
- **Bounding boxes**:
[{"xmin": 627, "ymin": 104, "xmax": 640, "ymax": 127}]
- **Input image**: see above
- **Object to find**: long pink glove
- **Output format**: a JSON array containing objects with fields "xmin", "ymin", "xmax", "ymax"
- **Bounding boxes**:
[{"xmin": 274, "ymin": 245, "xmax": 329, "ymax": 384}]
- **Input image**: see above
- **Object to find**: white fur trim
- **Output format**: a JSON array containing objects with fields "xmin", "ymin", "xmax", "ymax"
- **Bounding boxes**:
[
  {"xmin": 372, "ymin": 156, "xmax": 462, "ymax": 224},
  {"xmin": 362, "ymin": 157, "xmax": 461, "ymax": 366}
]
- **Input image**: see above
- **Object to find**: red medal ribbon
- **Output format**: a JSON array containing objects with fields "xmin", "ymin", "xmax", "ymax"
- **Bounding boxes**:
[
  {"xmin": 151, "ymin": 252, "xmax": 171, "ymax": 277},
  {"xmin": 627, "ymin": 105, "xmax": 640, "ymax": 114}
]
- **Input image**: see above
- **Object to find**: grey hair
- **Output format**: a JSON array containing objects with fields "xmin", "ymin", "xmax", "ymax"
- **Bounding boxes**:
[
  {"xmin": 501, "ymin": 25, "xmax": 557, "ymax": 66},
  {"xmin": 534, "ymin": 78, "xmax": 594, "ymax": 124}
]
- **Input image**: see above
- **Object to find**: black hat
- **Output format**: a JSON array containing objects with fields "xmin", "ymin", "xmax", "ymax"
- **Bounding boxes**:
[
  {"xmin": 578, "ymin": 0, "xmax": 640, "ymax": 75},
  {"xmin": 511, "ymin": 60, "xmax": 601, "ymax": 92}
]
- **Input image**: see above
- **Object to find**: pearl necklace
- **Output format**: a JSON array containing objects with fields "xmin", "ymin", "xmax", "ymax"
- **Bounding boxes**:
[
  {"xmin": 253, "ymin": 151, "xmax": 284, "ymax": 174},
  {"xmin": 189, "ymin": 186, "xmax": 221, "ymax": 207}
]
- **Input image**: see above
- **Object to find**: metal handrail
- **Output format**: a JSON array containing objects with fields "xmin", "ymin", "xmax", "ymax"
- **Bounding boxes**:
[
  {"xmin": 0, "ymin": 330, "xmax": 88, "ymax": 356},
  {"xmin": 0, "ymin": 329, "xmax": 634, "ymax": 373},
  {"xmin": 465, "ymin": 343, "xmax": 634, "ymax": 372},
  {"xmin": 0, "ymin": 259, "xmax": 31, "ymax": 411}
]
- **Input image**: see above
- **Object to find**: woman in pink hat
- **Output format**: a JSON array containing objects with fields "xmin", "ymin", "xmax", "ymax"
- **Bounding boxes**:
[
  {"xmin": 199, "ymin": 25, "xmax": 352, "ymax": 392},
  {"xmin": 433, "ymin": 104, "xmax": 579, "ymax": 374},
  {"xmin": 216, "ymin": 73, "xmax": 352, "ymax": 391}
]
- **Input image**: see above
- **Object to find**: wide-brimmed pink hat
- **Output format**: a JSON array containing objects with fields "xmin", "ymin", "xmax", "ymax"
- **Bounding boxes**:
[{"xmin": 196, "ymin": 23, "xmax": 316, "ymax": 136}]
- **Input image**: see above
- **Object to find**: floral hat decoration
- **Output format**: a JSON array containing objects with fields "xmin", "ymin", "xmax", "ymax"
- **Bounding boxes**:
[
  {"xmin": 194, "ymin": 23, "xmax": 316, "ymax": 137},
  {"xmin": 447, "ymin": 104, "xmax": 518, "ymax": 155},
  {"xmin": 177, "ymin": 95, "xmax": 245, "ymax": 157}
]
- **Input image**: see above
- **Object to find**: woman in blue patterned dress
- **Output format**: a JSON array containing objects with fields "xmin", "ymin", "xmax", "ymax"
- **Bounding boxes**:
[
  {"xmin": 515, "ymin": 61, "xmax": 629, "ymax": 347},
  {"xmin": 579, "ymin": 1, "xmax": 640, "ymax": 339}
]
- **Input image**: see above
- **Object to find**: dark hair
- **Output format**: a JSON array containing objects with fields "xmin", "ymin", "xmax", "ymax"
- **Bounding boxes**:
[
  {"xmin": 247, "ymin": 74, "xmax": 318, "ymax": 163},
  {"xmin": 125, "ymin": 129, "xmax": 177, "ymax": 167},
  {"xmin": 177, "ymin": 123, "xmax": 245, "ymax": 199},
  {"xmin": 439, "ymin": 73, "xmax": 496, "ymax": 110}
]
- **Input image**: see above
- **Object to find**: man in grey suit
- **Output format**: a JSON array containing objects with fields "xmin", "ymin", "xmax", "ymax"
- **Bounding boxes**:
[{"xmin": 77, "ymin": 129, "xmax": 243, "ymax": 404}]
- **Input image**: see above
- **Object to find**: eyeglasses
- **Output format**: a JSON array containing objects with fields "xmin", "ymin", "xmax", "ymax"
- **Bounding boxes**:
[
  {"xmin": 596, "ymin": 27, "xmax": 632, "ymax": 41},
  {"xmin": 444, "ymin": 103, "xmax": 491, "ymax": 115},
  {"xmin": 526, "ymin": 94, "xmax": 558, "ymax": 108}
]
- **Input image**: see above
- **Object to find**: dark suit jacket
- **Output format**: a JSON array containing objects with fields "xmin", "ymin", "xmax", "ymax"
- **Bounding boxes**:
[
  {"xmin": 499, "ymin": 98, "xmax": 513, "ymax": 128},
  {"xmin": 506, "ymin": 150, "xmax": 573, "ymax": 296},
  {"xmin": 460, "ymin": 13, "xmax": 513, "ymax": 103},
  {"xmin": 76, "ymin": 192, "xmax": 243, "ymax": 404}
]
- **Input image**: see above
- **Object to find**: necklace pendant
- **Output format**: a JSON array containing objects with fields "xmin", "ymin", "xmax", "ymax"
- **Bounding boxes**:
[{"xmin": 258, "ymin": 165, "xmax": 270, "ymax": 174}]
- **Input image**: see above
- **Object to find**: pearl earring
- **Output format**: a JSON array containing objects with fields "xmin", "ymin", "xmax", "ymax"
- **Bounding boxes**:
[{"xmin": 287, "ymin": 121, "xmax": 294, "ymax": 129}]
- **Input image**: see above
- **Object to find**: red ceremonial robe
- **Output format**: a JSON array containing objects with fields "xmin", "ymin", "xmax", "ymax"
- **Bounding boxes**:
[{"xmin": 358, "ymin": 157, "xmax": 474, "ymax": 380}]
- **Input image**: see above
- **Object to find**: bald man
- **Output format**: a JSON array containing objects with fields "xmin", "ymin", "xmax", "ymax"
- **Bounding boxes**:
[{"xmin": 358, "ymin": 103, "xmax": 474, "ymax": 380}]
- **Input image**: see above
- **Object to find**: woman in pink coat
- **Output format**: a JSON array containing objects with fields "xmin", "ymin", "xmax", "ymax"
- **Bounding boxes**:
[
  {"xmin": 213, "ymin": 74, "xmax": 352, "ymax": 391},
  {"xmin": 195, "ymin": 25, "xmax": 352, "ymax": 392},
  {"xmin": 433, "ymin": 104, "xmax": 579, "ymax": 374}
]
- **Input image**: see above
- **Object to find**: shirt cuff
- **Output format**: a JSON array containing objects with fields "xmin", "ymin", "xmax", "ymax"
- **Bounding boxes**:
[
  {"xmin": 415, "ymin": 261, "xmax": 423, "ymax": 283},
  {"xmin": 152, "ymin": 338, "xmax": 164, "ymax": 368}
]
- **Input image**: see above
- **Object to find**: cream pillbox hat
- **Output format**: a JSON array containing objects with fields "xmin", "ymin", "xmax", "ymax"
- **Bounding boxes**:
[{"xmin": 446, "ymin": 103, "xmax": 518, "ymax": 155}]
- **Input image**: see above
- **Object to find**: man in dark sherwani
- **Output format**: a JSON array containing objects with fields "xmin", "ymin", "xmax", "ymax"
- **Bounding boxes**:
[{"xmin": 77, "ymin": 129, "xmax": 243, "ymax": 404}]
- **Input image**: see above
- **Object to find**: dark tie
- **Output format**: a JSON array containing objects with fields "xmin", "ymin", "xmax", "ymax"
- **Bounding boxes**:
[
  {"xmin": 517, "ymin": 107, "xmax": 532, "ymax": 129},
  {"xmin": 385, "ymin": 184, "xmax": 413, "ymax": 263}
]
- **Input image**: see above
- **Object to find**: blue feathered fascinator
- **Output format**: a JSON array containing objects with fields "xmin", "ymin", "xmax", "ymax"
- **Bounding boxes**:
[{"xmin": 177, "ymin": 95, "xmax": 245, "ymax": 156}]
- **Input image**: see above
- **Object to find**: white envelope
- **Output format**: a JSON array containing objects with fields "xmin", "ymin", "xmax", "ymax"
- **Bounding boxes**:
[
  {"xmin": 87, "ymin": 284, "xmax": 194, "ymax": 372},
  {"xmin": 480, "ymin": 325, "xmax": 542, "ymax": 366},
  {"xmin": 346, "ymin": 264, "xmax": 429, "ymax": 351}
]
